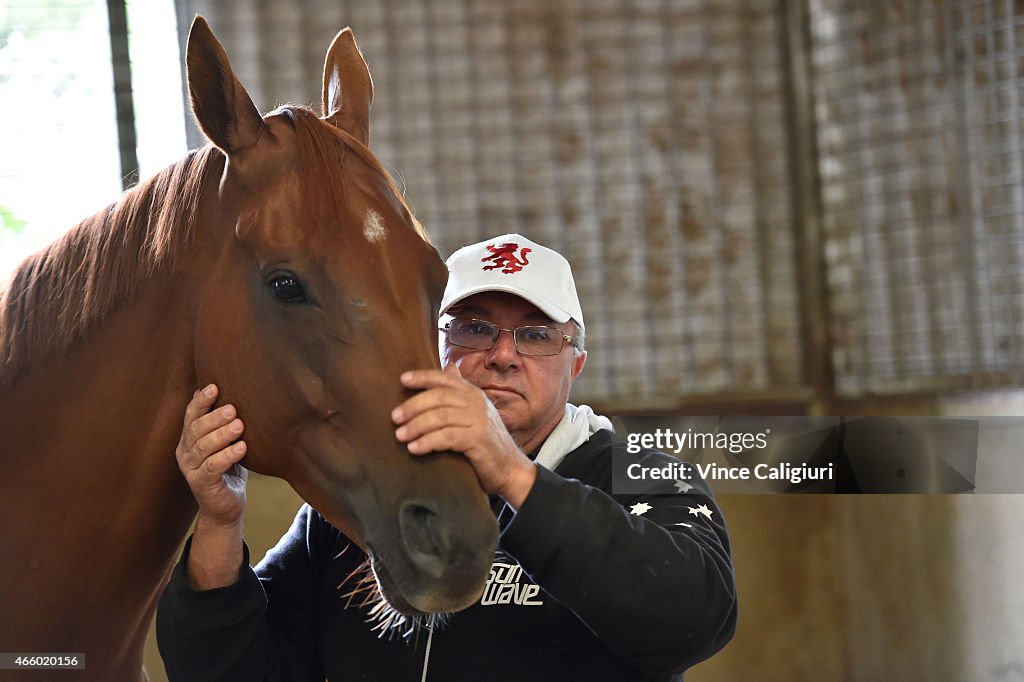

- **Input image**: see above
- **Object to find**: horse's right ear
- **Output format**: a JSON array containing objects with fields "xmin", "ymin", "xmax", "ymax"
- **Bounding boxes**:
[{"xmin": 186, "ymin": 16, "xmax": 265, "ymax": 155}]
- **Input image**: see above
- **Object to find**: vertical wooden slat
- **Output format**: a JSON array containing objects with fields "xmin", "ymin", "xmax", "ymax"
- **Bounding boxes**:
[
  {"xmin": 780, "ymin": 0, "xmax": 834, "ymax": 412},
  {"xmin": 106, "ymin": 0, "xmax": 138, "ymax": 189}
]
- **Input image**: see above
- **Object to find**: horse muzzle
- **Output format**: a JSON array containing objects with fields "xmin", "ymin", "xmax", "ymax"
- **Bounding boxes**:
[{"xmin": 368, "ymin": 495, "xmax": 497, "ymax": 616}]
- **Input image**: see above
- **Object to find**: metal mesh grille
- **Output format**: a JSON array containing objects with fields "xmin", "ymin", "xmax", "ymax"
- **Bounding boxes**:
[
  {"xmin": 811, "ymin": 0, "xmax": 1024, "ymax": 396},
  {"xmin": 175, "ymin": 0, "xmax": 803, "ymax": 409}
]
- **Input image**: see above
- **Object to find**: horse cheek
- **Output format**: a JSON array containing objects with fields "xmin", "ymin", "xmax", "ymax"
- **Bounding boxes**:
[{"xmin": 192, "ymin": 275, "xmax": 272, "ymax": 444}]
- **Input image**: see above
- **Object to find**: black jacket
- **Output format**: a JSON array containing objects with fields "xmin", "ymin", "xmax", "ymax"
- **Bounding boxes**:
[{"xmin": 157, "ymin": 429, "xmax": 737, "ymax": 681}]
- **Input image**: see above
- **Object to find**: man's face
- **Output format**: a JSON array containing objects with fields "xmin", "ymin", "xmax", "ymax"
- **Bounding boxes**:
[{"xmin": 441, "ymin": 291, "xmax": 586, "ymax": 452}]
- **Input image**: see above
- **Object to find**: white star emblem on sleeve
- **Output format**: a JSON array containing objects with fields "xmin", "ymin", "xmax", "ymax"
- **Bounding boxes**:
[
  {"xmin": 629, "ymin": 502, "xmax": 652, "ymax": 516},
  {"xmin": 674, "ymin": 479, "xmax": 693, "ymax": 493},
  {"xmin": 688, "ymin": 504, "xmax": 713, "ymax": 519}
]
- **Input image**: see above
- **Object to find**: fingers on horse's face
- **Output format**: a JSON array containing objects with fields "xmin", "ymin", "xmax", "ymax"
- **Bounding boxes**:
[{"xmin": 186, "ymin": 18, "xmax": 497, "ymax": 619}]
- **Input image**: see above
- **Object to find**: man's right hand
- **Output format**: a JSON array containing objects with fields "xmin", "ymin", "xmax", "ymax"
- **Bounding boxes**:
[{"xmin": 175, "ymin": 384, "xmax": 249, "ymax": 588}]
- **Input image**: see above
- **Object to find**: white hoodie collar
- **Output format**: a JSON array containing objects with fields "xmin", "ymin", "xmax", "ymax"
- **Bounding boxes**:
[{"xmin": 534, "ymin": 403, "xmax": 614, "ymax": 471}]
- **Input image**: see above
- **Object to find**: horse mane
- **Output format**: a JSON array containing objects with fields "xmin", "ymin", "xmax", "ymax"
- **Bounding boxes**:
[
  {"xmin": 0, "ymin": 145, "xmax": 220, "ymax": 387},
  {"xmin": 0, "ymin": 105, "xmax": 431, "ymax": 388}
]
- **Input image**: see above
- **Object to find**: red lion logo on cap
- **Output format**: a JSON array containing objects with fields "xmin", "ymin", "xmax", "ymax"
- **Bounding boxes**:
[{"xmin": 481, "ymin": 242, "xmax": 532, "ymax": 274}]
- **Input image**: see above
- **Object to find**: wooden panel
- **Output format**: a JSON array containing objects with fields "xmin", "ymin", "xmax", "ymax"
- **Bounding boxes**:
[
  {"xmin": 689, "ymin": 495, "xmax": 846, "ymax": 681},
  {"xmin": 838, "ymin": 496, "xmax": 966, "ymax": 680},
  {"xmin": 144, "ymin": 480, "xmax": 1024, "ymax": 680},
  {"xmin": 692, "ymin": 494, "xmax": 1024, "ymax": 681}
]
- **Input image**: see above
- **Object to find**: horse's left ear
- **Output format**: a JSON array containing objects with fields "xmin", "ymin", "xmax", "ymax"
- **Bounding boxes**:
[
  {"xmin": 322, "ymin": 28, "xmax": 373, "ymax": 146},
  {"xmin": 186, "ymin": 15, "xmax": 266, "ymax": 155}
]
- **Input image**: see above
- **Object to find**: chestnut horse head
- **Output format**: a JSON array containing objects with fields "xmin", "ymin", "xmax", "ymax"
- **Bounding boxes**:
[
  {"xmin": 0, "ymin": 16, "xmax": 495, "ymax": 679},
  {"xmin": 184, "ymin": 17, "xmax": 497, "ymax": 616}
]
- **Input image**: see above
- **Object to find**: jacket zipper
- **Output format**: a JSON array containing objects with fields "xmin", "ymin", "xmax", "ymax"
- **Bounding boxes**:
[{"xmin": 420, "ymin": 621, "xmax": 434, "ymax": 682}]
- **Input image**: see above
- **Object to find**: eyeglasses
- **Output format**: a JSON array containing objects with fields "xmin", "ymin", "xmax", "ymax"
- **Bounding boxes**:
[{"xmin": 441, "ymin": 318, "xmax": 577, "ymax": 356}]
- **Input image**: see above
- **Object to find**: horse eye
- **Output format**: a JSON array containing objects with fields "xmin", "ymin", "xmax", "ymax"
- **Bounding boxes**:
[{"xmin": 268, "ymin": 274, "xmax": 307, "ymax": 303}]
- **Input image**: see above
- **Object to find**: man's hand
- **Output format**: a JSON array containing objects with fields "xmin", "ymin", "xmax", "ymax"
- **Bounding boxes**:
[
  {"xmin": 175, "ymin": 384, "xmax": 248, "ymax": 588},
  {"xmin": 392, "ymin": 365, "xmax": 537, "ymax": 509},
  {"xmin": 176, "ymin": 384, "xmax": 249, "ymax": 526}
]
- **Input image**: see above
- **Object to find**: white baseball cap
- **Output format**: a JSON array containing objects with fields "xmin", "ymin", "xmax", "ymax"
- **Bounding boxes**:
[{"xmin": 440, "ymin": 233, "xmax": 585, "ymax": 332}]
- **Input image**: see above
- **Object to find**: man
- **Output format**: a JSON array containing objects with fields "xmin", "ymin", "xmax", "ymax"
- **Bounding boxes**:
[{"xmin": 157, "ymin": 234, "xmax": 737, "ymax": 681}]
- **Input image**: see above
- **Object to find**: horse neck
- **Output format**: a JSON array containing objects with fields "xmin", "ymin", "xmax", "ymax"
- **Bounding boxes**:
[{"xmin": 0, "ymin": 267, "xmax": 201, "ymax": 670}]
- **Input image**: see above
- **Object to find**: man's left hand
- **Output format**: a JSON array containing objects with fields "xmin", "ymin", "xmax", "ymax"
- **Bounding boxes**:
[{"xmin": 392, "ymin": 365, "xmax": 537, "ymax": 509}]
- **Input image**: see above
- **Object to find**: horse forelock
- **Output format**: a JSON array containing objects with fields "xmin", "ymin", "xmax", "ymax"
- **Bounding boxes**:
[
  {"xmin": 0, "ymin": 145, "xmax": 220, "ymax": 387},
  {"xmin": 276, "ymin": 105, "xmax": 434, "ymax": 248}
]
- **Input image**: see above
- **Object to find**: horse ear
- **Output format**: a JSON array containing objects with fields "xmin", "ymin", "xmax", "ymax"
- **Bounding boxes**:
[
  {"xmin": 322, "ymin": 27, "xmax": 373, "ymax": 146},
  {"xmin": 186, "ymin": 15, "xmax": 265, "ymax": 155}
]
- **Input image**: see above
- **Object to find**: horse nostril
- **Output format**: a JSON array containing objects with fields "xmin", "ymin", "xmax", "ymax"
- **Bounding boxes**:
[{"xmin": 399, "ymin": 500, "xmax": 451, "ymax": 579}]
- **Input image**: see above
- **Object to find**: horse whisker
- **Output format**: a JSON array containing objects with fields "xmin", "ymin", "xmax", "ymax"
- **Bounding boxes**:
[{"xmin": 335, "ymin": 557, "xmax": 453, "ymax": 640}]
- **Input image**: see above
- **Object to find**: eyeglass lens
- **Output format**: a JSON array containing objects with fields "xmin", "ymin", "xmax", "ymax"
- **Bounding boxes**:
[{"xmin": 447, "ymin": 319, "xmax": 566, "ymax": 356}]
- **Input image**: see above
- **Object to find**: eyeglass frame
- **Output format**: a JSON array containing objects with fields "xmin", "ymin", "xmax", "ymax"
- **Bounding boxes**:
[{"xmin": 440, "ymin": 318, "xmax": 579, "ymax": 356}]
